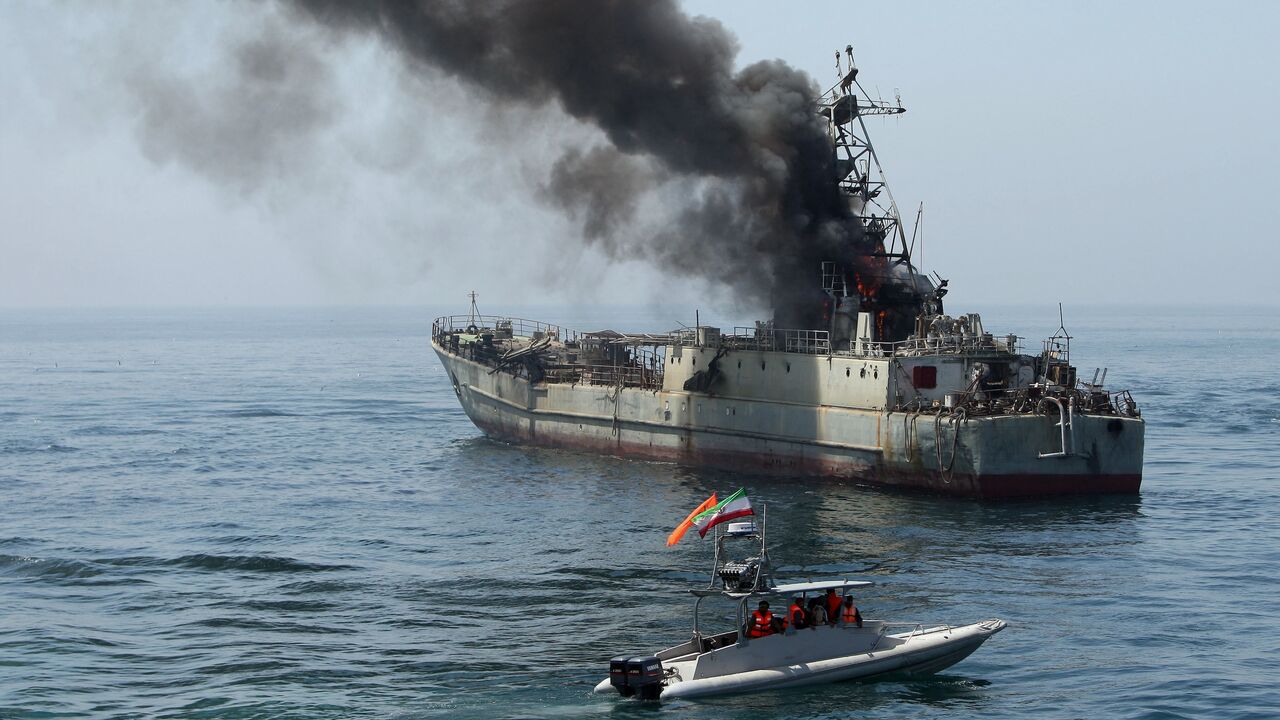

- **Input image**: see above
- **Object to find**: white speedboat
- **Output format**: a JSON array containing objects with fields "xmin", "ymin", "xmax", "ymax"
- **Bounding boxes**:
[{"xmin": 594, "ymin": 509, "xmax": 1006, "ymax": 701}]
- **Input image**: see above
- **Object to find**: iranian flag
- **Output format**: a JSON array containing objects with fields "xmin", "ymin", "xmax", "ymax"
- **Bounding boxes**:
[
  {"xmin": 666, "ymin": 493, "xmax": 718, "ymax": 547},
  {"xmin": 692, "ymin": 488, "xmax": 754, "ymax": 538}
]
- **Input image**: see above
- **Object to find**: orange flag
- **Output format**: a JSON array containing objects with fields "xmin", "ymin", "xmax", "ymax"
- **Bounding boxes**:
[{"xmin": 666, "ymin": 493, "xmax": 718, "ymax": 546}]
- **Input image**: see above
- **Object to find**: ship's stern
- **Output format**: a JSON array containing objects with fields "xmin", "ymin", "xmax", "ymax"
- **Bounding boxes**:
[{"xmin": 947, "ymin": 412, "xmax": 1144, "ymax": 497}]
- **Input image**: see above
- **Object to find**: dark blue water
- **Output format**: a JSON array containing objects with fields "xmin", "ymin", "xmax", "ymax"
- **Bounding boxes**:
[{"xmin": 2, "ymin": 305, "xmax": 1277, "ymax": 719}]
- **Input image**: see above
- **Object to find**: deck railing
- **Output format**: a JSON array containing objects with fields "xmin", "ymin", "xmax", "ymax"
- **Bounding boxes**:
[
  {"xmin": 433, "ymin": 315, "xmax": 1021, "ymax": 360},
  {"xmin": 871, "ymin": 333, "xmax": 1023, "ymax": 357},
  {"xmin": 542, "ymin": 363, "xmax": 662, "ymax": 390},
  {"xmin": 722, "ymin": 327, "xmax": 832, "ymax": 355},
  {"xmin": 432, "ymin": 315, "xmax": 579, "ymax": 343}
]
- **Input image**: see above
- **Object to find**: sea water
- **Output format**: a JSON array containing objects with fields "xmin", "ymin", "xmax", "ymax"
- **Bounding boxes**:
[{"xmin": 1, "ymin": 305, "xmax": 1277, "ymax": 719}]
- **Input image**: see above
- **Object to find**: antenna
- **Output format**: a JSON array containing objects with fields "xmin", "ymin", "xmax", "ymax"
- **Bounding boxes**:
[
  {"xmin": 909, "ymin": 202, "xmax": 924, "ymax": 266},
  {"xmin": 467, "ymin": 291, "xmax": 480, "ymax": 325},
  {"xmin": 820, "ymin": 43, "xmax": 907, "ymax": 261},
  {"xmin": 1043, "ymin": 302, "xmax": 1073, "ymax": 369}
]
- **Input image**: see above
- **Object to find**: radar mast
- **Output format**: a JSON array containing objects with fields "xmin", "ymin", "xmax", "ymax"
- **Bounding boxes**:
[
  {"xmin": 823, "ymin": 44, "xmax": 909, "ymax": 259},
  {"xmin": 818, "ymin": 45, "xmax": 940, "ymax": 345}
]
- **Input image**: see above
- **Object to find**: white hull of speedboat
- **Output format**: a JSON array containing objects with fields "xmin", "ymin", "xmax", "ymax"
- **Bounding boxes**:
[{"xmin": 593, "ymin": 618, "xmax": 1006, "ymax": 701}]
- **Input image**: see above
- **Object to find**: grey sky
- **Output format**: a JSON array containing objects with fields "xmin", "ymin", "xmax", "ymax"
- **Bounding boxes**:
[{"xmin": 2, "ymin": 1, "xmax": 1277, "ymax": 313}]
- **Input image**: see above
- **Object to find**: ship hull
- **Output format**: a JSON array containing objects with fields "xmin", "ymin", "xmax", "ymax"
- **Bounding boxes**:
[{"xmin": 433, "ymin": 343, "xmax": 1143, "ymax": 498}]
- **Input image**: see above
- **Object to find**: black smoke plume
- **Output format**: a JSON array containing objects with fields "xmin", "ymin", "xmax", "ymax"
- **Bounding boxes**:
[
  {"xmin": 130, "ymin": 18, "xmax": 341, "ymax": 194},
  {"xmin": 287, "ymin": 0, "xmax": 870, "ymax": 327}
]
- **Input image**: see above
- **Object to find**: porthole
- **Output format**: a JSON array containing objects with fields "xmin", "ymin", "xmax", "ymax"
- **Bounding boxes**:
[
  {"xmin": 845, "ymin": 368, "xmax": 851, "ymax": 377},
  {"xmin": 860, "ymin": 367, "xmax": 866, "ymax": 378},
  {"xmin": 737, "ymin": 360, "xmax": 741, "ymax": 369},
  {"xmin": 761, "ymin": 361, "xmax": 766, "ymax": 370},
  {"xmin": 873, "ymin": 368, "xmax": 879, "ymax": 379},
  {"xmin": 692, "ymin": 357, "xmax": 697, "ymax": 367},
  {"xmin": 786, "ymin": 362, "xmax": 791, "ymax": 373}
]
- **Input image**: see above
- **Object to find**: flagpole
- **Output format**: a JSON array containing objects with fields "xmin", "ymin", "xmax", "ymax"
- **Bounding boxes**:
[
  {"xmin": 759, "ymin": 503, "xmax": 768, "ymax": 592},
  {"xmin": 708, "ymin": 522, "xmax": 720, "ymax": 589}
]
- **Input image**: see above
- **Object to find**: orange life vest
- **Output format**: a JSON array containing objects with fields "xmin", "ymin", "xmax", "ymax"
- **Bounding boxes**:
[
  {"xmin": 788, "ymin": 603, "xmax": 806, "ymax": 629},
  {"xmin": 826, "ymin": 592, "xmax": 843, "ymax": 621},
  {"xmin": 842, "ymin": 604, "xmax": 861, "ymax": 624},
  {"xmin": 748, "ymin": 610, "xmax": 774, "ymax": 638}
]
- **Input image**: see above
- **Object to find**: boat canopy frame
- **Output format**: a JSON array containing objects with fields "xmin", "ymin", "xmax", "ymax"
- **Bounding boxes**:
[{"xmin": 688, "ymin": 503, "xmax": 875, "ymax": 639}]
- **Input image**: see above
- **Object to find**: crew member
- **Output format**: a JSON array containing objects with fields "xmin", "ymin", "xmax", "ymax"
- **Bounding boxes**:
[
  {"xmin": 825, "ymin": 588, "xmax": 843, "ymax": 626},
  {"xmin": 747, "ymin": 600, "xmax": 776, "ymax": 638},
  {"xmin": 787, "ymin": 596, "xmax": 807, "ymax": 632},
  {"xmin": 841, "ymin": 595, "xmax": 863, "ymax": 628},
  {"xmin": 807, "ymin": 597, "xmax": 828, "ymax": 629}
]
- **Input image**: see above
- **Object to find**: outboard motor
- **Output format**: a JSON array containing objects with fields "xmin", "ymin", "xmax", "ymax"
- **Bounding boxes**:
[
  {"xmin": 609, "ymin": 655, "xmax": 664, "ymax": 700},
  {"xmin": 608, "ymin": 656, "xmax": 632, "ymax": 696}
]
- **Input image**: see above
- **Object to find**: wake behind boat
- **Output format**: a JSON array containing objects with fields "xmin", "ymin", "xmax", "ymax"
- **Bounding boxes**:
[{"xmin": 594, "ymin": 492, "xmax": 1005, "ymax": 701}]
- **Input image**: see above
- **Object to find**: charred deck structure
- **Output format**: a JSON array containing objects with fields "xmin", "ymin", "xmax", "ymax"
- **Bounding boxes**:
[{"xmin": 430, "ymin": 48, "xmax": 1144, "ymax": 498}]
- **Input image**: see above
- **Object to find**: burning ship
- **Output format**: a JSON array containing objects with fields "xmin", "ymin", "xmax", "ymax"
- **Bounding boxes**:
[{"xmin": 431, "ymin": 47, "xmax": 1144, "ymax": 498}]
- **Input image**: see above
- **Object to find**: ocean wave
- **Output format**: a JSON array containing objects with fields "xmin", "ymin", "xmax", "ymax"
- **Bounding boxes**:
[
  {"xmin": 275, "ymin": 579, "xmax": 364, "ymax": 594},
  {"xmin": 222, "ymin": 407, "xmax": 298, "ymax": 418},
  {"xmin": 0, "ymin": 554, "xmax": 155, "ymax": 587},
  {"xmin": 88, "ymin": 553, "xmax": 358, "ymax": 574},
  {"xmin": 0, "ymin": 536, "xmax": 45, "ymax": 547},
  {"xmin": 184, "ymin": 617, "xmax": 357, "ymax": 634},
  {"xmin": 235, "ymin": 599, "xmax": 338, "ymax": 613},
  {"xmin": 1, "ymin": 554, "xmax": 102, "ymax": 578},
  {"xmin": 0, "ymin": 441, "xmax": 80, "ymax": 455},
  {"xmin": 74, "ymin": 425, "xmax": 163, "ymax": 437},
  {"xmin": 163, "ymin": 554, "xmax": 357, "ymax": 573}
]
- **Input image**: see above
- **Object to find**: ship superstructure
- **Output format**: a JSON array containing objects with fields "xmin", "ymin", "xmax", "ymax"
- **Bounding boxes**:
[{"xmin": 430, "ymin": 49, "xmax": 1144, "ymax": 498}]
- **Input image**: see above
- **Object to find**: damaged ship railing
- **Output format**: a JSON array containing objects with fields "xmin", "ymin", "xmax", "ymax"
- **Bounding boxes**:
[
  {"xmin": 720, "ymin": 328, "xmax": 832, "ymax": 355},
  {"xmin": 847, "ymin": 333, "xmax": 1022, "ymax": 358},
  {"xmin": 433, "ymin": 315, "xmax": 579, "ymax": 343},
  {"xmin": 542, "ymin": 363, "xmax": 662, "ymax": 390},
  {"xmin": 886, "ymin": 333, "xmax": 1023, "ymax": 356},
  {"xmin": 707, "ymin": 328, "xmax": 1017, "ymax": 358},
  {"xmin": 436, "ymin": 314, "xmax": 1017, "ymax": 361},
  {"xmin": 895, "ymin": 382, "xmax": 1141, "ymax": 419}
]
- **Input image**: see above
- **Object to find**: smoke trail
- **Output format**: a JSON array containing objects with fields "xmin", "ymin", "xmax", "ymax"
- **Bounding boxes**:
[
  {"xmin": 287, "ymin": 0, "xmax": 867, "ymax": 325},
  {"xmin": 129, "ymin": 17, "xmax": 341, "ymax": 194}
]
